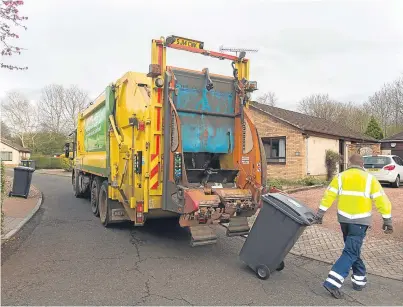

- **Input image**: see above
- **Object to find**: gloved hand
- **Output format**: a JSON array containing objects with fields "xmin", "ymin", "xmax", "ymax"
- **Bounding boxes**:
[
  {"xmin": 314, "ymin": 209, "xmax": 325, "ymax": 225},
  {"xmin": 314, "ymin": 215, "xmax": 323, "ymax": 224},
  {"xmin": 383, "ymin": 218, "xmax": 393, "ymax": 234}
]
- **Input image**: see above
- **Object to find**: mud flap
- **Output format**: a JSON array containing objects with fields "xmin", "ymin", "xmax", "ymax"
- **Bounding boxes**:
[
  {"xmin": 189, "ymin": 225, "xmax": 217, "ymax": 247},
  {"xmin": 226, "ymin": 217, "xmax": 250, "ymax": 237}
]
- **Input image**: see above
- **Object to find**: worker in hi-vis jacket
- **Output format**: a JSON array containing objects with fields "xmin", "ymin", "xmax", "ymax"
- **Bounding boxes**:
[{"xmin": 315, "ymin": 154, "xmax": 393, "ymax": 299}]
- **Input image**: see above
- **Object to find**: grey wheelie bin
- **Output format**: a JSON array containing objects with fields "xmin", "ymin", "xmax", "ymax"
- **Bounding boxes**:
[
  {"xmin": 9, "ymin": 166, "xmax": 35, "ymax": 199},
  {"xmin": 239, "ymin": 192, "xmax": 316, "ymax": 280}
]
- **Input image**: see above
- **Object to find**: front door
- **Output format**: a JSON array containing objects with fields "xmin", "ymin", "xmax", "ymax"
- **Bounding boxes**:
[{"xmin": 339, "ymin": 139, "xmax": 345, "ymax": 171}]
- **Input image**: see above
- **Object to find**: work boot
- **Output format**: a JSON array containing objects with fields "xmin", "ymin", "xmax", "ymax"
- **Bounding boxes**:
[
  {"xmin": 352, "ymin": 283, "xmax": 365, "ymax": 291},
  {"xmin": 323, "ymin": 284, "xmax": 344, "ymax": 299}
]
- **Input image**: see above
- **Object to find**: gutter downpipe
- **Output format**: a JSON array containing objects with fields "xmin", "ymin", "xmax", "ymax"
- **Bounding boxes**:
[{"xmin": 304, "ymin": 133, "xmax": 310, "ymax": 176}]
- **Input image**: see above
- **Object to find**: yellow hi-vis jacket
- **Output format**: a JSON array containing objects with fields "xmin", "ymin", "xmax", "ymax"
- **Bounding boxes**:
[{"xmin": 319, "ymin": 166, "xmax": 392, "ymax": 226}]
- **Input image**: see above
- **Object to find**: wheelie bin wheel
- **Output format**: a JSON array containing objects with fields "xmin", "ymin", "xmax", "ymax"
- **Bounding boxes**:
[
  {"xmin": 276, "ymin": 261, "xmax": 285, "ymax": 271},
  {"xmin": 256, "ymin": 265, "xmax": 270, "ymax": 280}
]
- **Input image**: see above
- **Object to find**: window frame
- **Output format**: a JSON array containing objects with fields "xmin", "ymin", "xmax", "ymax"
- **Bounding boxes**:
[
  {"xmin": 0, "ymin": 151, "xmax": 13, "ymax": 161},
  {"xmin": 262, "ymin": 136, "xmax": 286, "ymax": 164}
]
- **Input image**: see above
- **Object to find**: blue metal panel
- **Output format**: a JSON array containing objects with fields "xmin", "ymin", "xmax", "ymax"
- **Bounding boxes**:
[
  {"xmin": 178, "ymin": 112, "xmax": 233, "ymax": 153},
  {"xmin": 172, "ymin": 69, "xmax": 235, "ymax": 153}
]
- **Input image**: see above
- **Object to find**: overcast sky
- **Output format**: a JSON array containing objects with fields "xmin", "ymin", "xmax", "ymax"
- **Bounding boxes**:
[{"xmin": 1, "ymin": 0, "xmax": 403, "ymax": 109}]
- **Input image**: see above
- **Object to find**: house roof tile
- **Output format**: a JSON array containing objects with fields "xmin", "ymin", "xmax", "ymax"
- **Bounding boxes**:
[
  {"xmin": 381, "ymin": 131, "xmax": 403, "ymax": 141},
  {"xmin": 0, "ymin": 138, "xmax": 31, "ymax": 153}
]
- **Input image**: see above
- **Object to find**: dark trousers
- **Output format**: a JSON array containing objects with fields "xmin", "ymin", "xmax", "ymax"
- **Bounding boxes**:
[{"xmin": 323, "ymin": 223, "xmax": 368, "ymax": 289}]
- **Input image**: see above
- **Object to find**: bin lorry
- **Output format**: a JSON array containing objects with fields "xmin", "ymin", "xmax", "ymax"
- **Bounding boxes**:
[{"xmin": 65, "ymin": 35, "xmax": 267, "ymax": 247}]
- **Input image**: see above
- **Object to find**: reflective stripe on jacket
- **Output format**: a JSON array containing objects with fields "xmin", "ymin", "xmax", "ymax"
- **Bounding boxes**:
[{"xmin": 319, "ymin": 166, "xmax": 392, "ymax": 226}]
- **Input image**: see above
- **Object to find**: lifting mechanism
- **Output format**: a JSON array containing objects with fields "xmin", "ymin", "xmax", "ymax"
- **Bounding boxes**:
[{"xmin": 148, "ymin": 35, "xmax": 265, "ymax": 246}]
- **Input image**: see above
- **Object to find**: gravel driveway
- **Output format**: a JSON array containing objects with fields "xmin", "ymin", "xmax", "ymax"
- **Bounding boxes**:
[{"xmin": 291, "ymin": 186, "xmax": 403, "ymax": 241}]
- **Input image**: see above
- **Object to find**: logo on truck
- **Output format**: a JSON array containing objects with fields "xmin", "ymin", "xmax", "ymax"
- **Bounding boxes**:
[{"xmin": 84, "ymin": 105, "xmax": 106, "ymax": 152}]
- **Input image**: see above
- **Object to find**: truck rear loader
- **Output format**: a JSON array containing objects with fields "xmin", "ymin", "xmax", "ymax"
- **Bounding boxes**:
[{"xmin": 65, "ymin": 35, "xmax": 267, "ymax": 247}]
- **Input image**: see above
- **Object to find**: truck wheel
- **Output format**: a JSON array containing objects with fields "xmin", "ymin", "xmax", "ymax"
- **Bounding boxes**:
[
  {"xmin": 90, "ymin": 178, "xmax": 101, "ymax": 217},
  {"xmin": 99, "ymin": 180, "xmax": 111, "ymax": 227},
  {"xmin": 256, "ymin": 265, "xmax": 270, "ymax": 280},
  {"xmin": 73, "ymin": 170, "xmax": 83, "ymax": 198},
  {"xmin": 392, "ymin": 175, "xmax": 400, "ymax": 188}
]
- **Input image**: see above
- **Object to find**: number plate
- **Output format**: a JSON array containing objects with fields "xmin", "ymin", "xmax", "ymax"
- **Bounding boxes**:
[{"xmin": 367, "ymin": 168, "xmax": 380, "ymax": 172}]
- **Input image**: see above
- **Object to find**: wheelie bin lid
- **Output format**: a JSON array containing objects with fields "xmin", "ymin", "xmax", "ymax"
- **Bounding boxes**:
[
  {"xmin": 261, "ymin": 193, "xmax": 316, "ymax": 226},
  {"xmin": 14, "ymin": 166, "xmax": 35, "ymax": 172}
]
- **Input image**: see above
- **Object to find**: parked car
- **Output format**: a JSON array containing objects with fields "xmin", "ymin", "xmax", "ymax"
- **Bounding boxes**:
[{"xmin": 363, "ymin": 155, "xmax": 403, "ymax": 188}]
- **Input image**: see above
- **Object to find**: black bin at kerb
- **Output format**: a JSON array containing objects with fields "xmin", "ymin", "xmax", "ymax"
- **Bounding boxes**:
[
  {"xmin": 9, "ymin": 166, "xmax": 35, "ymax": 199},
  {"xmin": 239, "ymin": 193, "xmax": 316, "ymax": 280}
]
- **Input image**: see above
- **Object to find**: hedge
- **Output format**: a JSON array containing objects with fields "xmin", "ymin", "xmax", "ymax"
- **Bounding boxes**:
[{"xmin": 31, "ymin": 155, "xmax": 63, "ymax": 169}]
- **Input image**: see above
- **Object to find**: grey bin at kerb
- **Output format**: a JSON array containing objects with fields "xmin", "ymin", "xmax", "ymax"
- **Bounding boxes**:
[
  {"xmin": 9, "ymin": 166, "xmax": 35, "ymax": 199},
  {"xmin": 239, "ymin": 193, "xmax": 316, "ymax": 280}
]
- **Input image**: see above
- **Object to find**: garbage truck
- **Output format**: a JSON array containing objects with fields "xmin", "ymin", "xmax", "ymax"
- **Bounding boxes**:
[{"xmin": 65, "ymin": 35, "xmax": 267, "ymax": 246}]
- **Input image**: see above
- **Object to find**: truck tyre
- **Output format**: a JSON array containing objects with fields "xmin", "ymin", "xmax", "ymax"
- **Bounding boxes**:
[
  {"xmin": 73, "ymin": 170, "xmax": 84, "ymax": 198},
  {"xmin": 90, "ymin": 177, "xmax": 101, "ymax": 217},
  {"xmin": 392, "ymin": 175, "xmax": 400, "ymax": 188},
  {"xmin": 99, "ymin": 180, "xmax": 111, "ymax": 227}
]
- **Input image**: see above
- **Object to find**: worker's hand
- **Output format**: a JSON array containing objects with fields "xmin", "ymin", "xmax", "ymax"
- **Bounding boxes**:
[
  {"xmin": 313, "ymin": 215, "xmax": 323, "ymax": 225},
  {"xmin": 382, "ymin": 218, "xmax": 393, "ymax": 234},
  {"xmin": 314, "ymin": 208, "xmax": 325, "ymax": 225}
]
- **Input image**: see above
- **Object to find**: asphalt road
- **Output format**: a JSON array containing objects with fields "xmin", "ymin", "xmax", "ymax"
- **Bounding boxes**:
[{"xmin": 2, "ymin": 172, "xmax": 403, "ymax": 306}]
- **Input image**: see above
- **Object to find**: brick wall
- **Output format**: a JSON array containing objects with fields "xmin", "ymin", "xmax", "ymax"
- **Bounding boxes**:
[
  {"xmin": 347, "ymin": 143, "xmax": 381, "ymax": 158},
  {"xmin": 249, "ymin": 107, "xmax": 306, "ymax": 180}
]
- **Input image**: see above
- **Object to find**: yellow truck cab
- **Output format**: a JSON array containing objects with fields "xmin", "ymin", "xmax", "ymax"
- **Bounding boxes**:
[{"xmin": 65, "ymin": 35, "xmax": 267, "ymax": 246}]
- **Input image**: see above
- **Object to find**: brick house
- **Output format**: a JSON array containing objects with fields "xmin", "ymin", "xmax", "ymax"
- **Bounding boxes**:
[{"xmin": 249, "ymin": 102, "xmax": 379, "ymax": 180}]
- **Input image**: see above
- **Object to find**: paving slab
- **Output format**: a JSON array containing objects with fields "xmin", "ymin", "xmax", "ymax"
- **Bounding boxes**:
[
  {"xmin": 2, "ymin": 177, "xmax": 42, "ymax": 242},
  {"xmin": 248, "ymin": 208, "xmax": 403, "ymax": 281}
]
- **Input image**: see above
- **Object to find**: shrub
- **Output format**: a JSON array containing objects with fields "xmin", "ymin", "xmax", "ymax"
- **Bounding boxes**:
[
  {"xmin": 325, "ymin": 150, "xmax": 341, "ymax": 181},
  {"xmin": 297, "ymin": 176, "xmax": 325, "ymax": 186},
  {"xmin": 60, "ymin": 154, "xmax": 73, "ymax": 172},
  {"xmin": 267, "ymin": 176, "xmax": 327, "ymax": 190}
]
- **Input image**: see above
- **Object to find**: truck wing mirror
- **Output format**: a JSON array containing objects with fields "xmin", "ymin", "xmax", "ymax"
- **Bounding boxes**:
[{"xmin": 64, "ymin": 142, "xmax": 70, "ymax": 158}]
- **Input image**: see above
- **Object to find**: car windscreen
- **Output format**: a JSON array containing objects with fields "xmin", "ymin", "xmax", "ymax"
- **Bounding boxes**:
[{"xmin": 363, "ymin": 156, "xmax": 392, "ymax": 168}]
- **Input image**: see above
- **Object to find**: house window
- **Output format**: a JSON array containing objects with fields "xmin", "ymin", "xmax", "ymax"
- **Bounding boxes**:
[
  {"xmin": 0, "ymin": 151, "xmax": 13, "ymax": 161},
  {"xmin": 262, "ymin": 137, "xmax": 286, "ymax": 163}
]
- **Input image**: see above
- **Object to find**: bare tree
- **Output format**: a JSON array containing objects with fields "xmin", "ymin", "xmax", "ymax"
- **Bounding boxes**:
[
  {"xmin": 256, "ymin": 91, "xmax": 278, "ymax": 106},
  {"xmin": 38, "ymin": 84, "xmax": 88, "ymax": 135},
  {"xmin": 297, "ymin": 94, "xmax": 370, "ymax": 133},
  {"xmin": 1, "ymin": 0, "xmax": 28, "ymax": 70},
  {"xmin": 366, "ymin": 86, "xmax": 393, "ymax": 136},
  {"xmin": 297, "ymin": 94, "xmax": 345, "ymax": 121},
  {"xmin": 343, "ymin": 102, "xmax": 370, "ymax": 134},
  {"xmin": 388, "ymin": 77, "xmax": 403, "ymax": 133},
  {"xmin": 38, "ymin": 84, "xmax": 66, "ymax": 134},
  {"xmin": 63, "ymin": 85, "xmax": 88, "ymax": 133},
  {"xmin": 1, "ymin": 91, "xmax": 38, "ymax": 147},
  {"xmin": 0, "ymin": 120, "xmax": 11, "ymax": 138}
]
